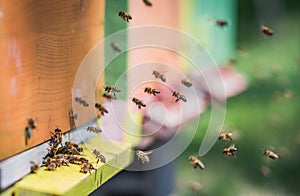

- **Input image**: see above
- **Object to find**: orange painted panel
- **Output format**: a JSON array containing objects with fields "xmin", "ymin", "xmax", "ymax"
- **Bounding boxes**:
[{"xmin": 0, "ymin": 0, "xmax": 104, "ymax": 160}]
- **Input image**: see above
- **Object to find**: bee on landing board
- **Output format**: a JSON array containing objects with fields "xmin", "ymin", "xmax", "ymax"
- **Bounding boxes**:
[
  {"xmin": 117, "ymin": 11, "xmax": 132, "ymax": 22},
  {"xmin": 222, "ymin": 144, "xmax": 238, "ymax": 157},
  {"xmin": 80, "ymin": 162, "xmax": 96, "ymax": 174},
  {"xmin": 172, "ymin": 91, "xmax": 187, "ymax": 102},
  {"xmin": 215, "ymin": 20, "xmax": 228, "ymax": 27},
  {"xmin": 143, "ymin": 0, "xmax": 152, "ymax": 6},
  {"xmin": 87, "ymin": 126, "xmax": 102, "ymax": 134},
  {"xmin": 132, "ymin": 98, "xmax": 146, "ymax": 109},
  {"xmin": 92, "ymin": 149, "xmax": 106, "ymax": 164},
  {"xmin": 263, "ymin": 149, "xmax": 279, "ymax": 160},
  {"xmin": 188, "ymin": 155, "xmax": 205, "ymax": 170},
  {"xmin": 144, "ymin": 87, "xmax": 160, "ymax": 96},
  {"xmin": 152, "ymin": 70, "xmax": 166, "ymax": 82},
  {"xmin": 136, "ymin": 150, "xmax": 153, "ymax": 164},
  {"xmin": 30, "ymin": 161, "xmax": 40, "ymax": 173},
  {"xmin": 218, "ymin": 132, "xmax": 234, "ymax": 141},
  {"xmin": 260, "ymin": 25, "xmax": 273, "ymax": 36},
  {"xmin": 181, "ymin": 79, "xmax": 193, "ymax": 88}
]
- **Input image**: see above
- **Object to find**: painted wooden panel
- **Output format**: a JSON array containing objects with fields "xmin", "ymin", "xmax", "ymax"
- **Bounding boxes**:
[{"xmin": 0, "ymin": 0, "xmax": 105, "ymax": 160}]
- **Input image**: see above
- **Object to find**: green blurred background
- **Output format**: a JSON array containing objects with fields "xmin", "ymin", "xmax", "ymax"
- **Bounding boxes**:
[{"xmin": 174, "ymin": 0, "xmax": 300, "ymax": 195}]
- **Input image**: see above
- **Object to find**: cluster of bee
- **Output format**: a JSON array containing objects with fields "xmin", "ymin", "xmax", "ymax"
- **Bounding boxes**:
[{"xmin": 29, "ymin": 126, "xmax": 107, "ymax": 174}]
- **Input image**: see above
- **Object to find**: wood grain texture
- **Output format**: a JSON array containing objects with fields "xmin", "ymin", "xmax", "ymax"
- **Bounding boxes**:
[{"xmin": 0, "ymin": 0, "xmax": 104, "ymax": 160}]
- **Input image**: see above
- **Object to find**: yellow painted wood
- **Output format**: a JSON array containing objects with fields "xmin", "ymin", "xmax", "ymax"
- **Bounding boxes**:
[
  {"xmin": 124, "ymin": 108, "xmax": 143, "ymax": 147},
  {"xmin": 14, "ymin": 138, "xmax": 133, "ymax": 196}
]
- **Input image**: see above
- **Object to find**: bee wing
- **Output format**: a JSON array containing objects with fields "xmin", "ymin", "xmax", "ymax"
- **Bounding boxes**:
[{"xmin": 143, "ymin": 150, "xmax": 153, "ymax": 155}]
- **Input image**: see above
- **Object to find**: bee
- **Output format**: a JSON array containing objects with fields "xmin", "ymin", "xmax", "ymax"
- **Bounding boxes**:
[
  {"xmin": 24, "ymin": 118, "xmax": 37, "ymax": 145},
  {"xmin": 188, "ymin": 156, "xmax": 205, "ymax": 170},
  {"xmin": 260, "ymin": 25, "xmax": 273, "ymax": 36},
  {"xmin": 80, "ymin": 162, "xmax": 96, "ymax": 174},
  {"xmin": 188, "ymin": 181, "xmax": 202, "ymax": 193},
  {"xmin": 50, "ymin": 128, "xmax": 63, "ymax": 148},
  {"xmin": 117, "ymin": 11, "xmax": 132, "ymax": 22},
  {"xmin": 143, "ymin": 0, "xmax": 152, "ymax": 6},
  {"xmin": 136, "ymin": 150, "xmax": 153, "ymax": 164},
  {"xmin": 92, "ymin": 149, "xmax": 106, "ymax": 163},
  {"xmin": 75, "ymin": 97, "xmax": 89, "ymax": 107},
  {"xmin": 110, "ymin": 42, "xmax": 121, "ymax": 53},
  {"xmin": 95, "ymin": 103, "xmax": 109, "ymax": 116},
  {"xmin": 87, "ymin": 126, "xmax": 102, "ymax": 134},
  {"xmin": 172, "ymin": 91, "xmax": 187, "ymax": 102},
  {"xmin": 132, "ymin": 98, "xmax": 146, "ymax": 109},
  {"xmin": 152, "ymin": 70, "xmax": 166, "ymax": 82},
  {"xmin": 69, "ymin": 109, "xmax": 77, "ymax": 130},
  {"xmin": 144, "ymin": 87, "xmax": 160, "ymax": 96},
  {"xmin": 218, "ymin": 132, "xmax": 233, "ymax": 141},
  {"xmin": 46, "ymin": 163, "xmax": 56, "ymax": 171},
  {"xmin": 27, "ymin": 118, "xmax": 36, "ymax": 129},
  {"xmin": 181, "ymin": 79, "xmax": 193, "ymax": 88},
  {"xmin": 104, "ymin": 86, "xmax": 121, "ymax": 93},
  {"xmin": 103, "ymin": 92, "xmax": 117, "ymax": 101},
  {"xmin": 222, "ymin": 144, "xmax": 238, "ymax": 157},
  {"xmin": 263, "ymin": 150, "xmax": 279, "ymax": 160},
  {"xmin": 24, "ymin": 127, "xmax": 32, "ymax": 146},
  {"xmin": 30, "ymin": 161, "xmax": 40, "ymax": 173},
  {"xmin": 215, "ymin": 20, "xmax": 228, "ymax": 27}
]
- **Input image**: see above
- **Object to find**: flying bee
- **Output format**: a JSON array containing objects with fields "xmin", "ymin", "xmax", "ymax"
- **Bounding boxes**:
[
  {"xmin": 260, "ymin": 25, "xmax": 273, "ymax": 36},
  {"xmin": 117, "ymin": 11, "xmax": 132, "ymax": 22},
  {"xmin": 263, "ymin": 150, "xmax": 279, "ymax": 160},
  {"xmin": 144, "ymin": 87, "xmax": 160, "ymax": 96},
  {"xmin": 215, "ymin": 20, "xmax": 228, "ymax": 27},
  {"xmin": 104, "ymin": 85, "xmax": 121, "ymax": 93},
  {"xmin": 132, "ymin": 98, "xmax": 146, "ymax": 109},
  {"xmin": 30, "ymin": 161, "xmax": 40, "ymax": 173},
  {"xmin": 92, "ymin": 149, "xmax": 106, "ymax": 163},
  {"xmin": 95, "ymin": 103, "xmax": 109, "ymax": 116},
  {"xmin": 152, "ymin": 70, "xmax": 166, "ymax": 82},
  {"xmin": 74, "ymin": 97, "xmax": 89, "ymax": 107},
  {"xmin": 188, "ymin": 181, "xmax": 202, "ymax": 193},
  {"xmin": 143, "ymin": 0, "xmax": 152, "ymax": 6},
  {"xmin": 80, "ymin": 162, "xmax": 96, "ymax": 174},
  {"xmin": 222, "ymin": 144, "xmax": 238, "ymax": 157},
  {"xmin": 103, "ymin": 92, "xmax": 117, "ymax": 101},
  {"xmin": 181, "ymin": 79, "xmax": 193, "ymax": 88},
  {"xmin": 136, "ymin": 150, "xmax": 153, "ymax": 164},
  {"xmin": 218, "ymin": 132, "xmax": 233, "ymax": 141},
  {"xmin": 110, "ymin": 42, "xmax": 121, "ymax": 53},
  {"xmin": 172, "ymin": 91, "xmax": 187, "ymax": 102},
  {"xmin": 87, "ymin": 126, "xmax": 102, "ymax": 134},
  {"xmin": 188, "ymin": 156, "xmax": 205, "ymax": 170}
]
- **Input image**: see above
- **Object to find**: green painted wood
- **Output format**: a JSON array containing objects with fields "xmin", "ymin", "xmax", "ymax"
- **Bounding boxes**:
[
  {"xmin": 181, "ymin": 0, "xmax": 237, "ymax": 65},
  {"xmin": 104, "ymin": 0, "xmax": 128, "ymax": 99}
]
